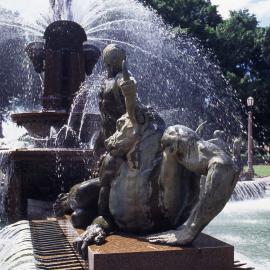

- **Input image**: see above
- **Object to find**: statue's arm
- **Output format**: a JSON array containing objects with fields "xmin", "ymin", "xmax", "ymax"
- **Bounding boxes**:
[
  {"xmin": 117, "ymin": 61, "xmax": 137, "ymax": 124},
  {"xmin": 92, "ymin": 154, "xmax": 119, "ymax": 232}
]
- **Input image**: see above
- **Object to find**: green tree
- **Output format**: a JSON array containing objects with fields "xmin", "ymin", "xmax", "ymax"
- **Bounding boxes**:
[
  {"xmin": 144, "ymin": 0, "xmax": 222, "ymax": 48},
  {"xmin": 216, "ymin": 11, "xmax": 270, "ymax": 146},
  {"xmin": 142, "ymin": 0, "xmax": 270, "ymax": 147}
]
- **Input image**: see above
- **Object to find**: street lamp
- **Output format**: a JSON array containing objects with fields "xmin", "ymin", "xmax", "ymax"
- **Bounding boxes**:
[
  {"xmin": 247, "ymin": 96, "xmax": 254, "ymax": 179},
  {"xmin": 0, "ymin": 114, "xmax": 3, "ymax": 139}
]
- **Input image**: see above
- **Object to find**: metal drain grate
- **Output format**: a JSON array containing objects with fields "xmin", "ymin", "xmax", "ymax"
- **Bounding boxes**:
[{"xmin": 30, "ymin": 220, "xmax": 87, "ymax": 270}]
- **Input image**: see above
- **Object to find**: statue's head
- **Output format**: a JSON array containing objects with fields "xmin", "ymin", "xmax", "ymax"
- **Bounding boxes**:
[
  {"xmin": 104, "ymin": 114, "xmax": 139, "ymax": 157},
  {"xmin": 161, "ymin": 125, "xmax": 200, "ymax": 155},
  {"xmin": 103, "ymin": 44, "xmax": 126, "ymax": 77},
  {"xmin": 105, "ymin": 110, "xmax": 164, "ymax": 172}
]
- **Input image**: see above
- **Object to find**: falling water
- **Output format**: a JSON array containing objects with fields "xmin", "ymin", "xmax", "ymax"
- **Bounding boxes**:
[
  {"xmin": 50, "ymin": 0, "xmax": 73, "ymax": 21},
  {"xmin": 231, "ymin": 180, "xmax": 268, "ymax": 201},
  {"xmin": 77, "ymin": 0, "xmax": 243, "ymax": 138},
  {"xmin": 0, "ymin": 221, "xmax": 36, "ymax": 270}
]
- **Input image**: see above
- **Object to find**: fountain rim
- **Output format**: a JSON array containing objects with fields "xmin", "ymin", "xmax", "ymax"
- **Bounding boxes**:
[
  {"xmin": 0, "ymin": 148, "xmax": 94, "ymax": 161},
  {"xmin": 11, "ymin": 111, "xmax": 101, "ymax": 123}
]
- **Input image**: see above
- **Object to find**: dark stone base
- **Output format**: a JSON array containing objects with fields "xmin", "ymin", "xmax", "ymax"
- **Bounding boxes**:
[
  {"xmin": 28, "ymin": 199, "xmax": 54, "ymax": 220},
  {"xmin": 1, "ymin": 148, "xmax": 94, "ymax": 223},
  {"xmin": 88, "ymin": 233, "xmax": 234, "ymax": 270}
]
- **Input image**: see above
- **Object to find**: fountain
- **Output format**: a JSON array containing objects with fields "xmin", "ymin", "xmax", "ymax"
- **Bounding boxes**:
[
  {"xmin": 0, "ymin": 0, "xmax": 266, "ymax": 269},
  {"xmin": 205, "ymin": 191, "xmax": 270, "ymax": 270},
  {"xmin": 231, "ymin": 179, "xmax": 268, "ymax": 201},
  {"xmin": 12, "ymin": 20, "xmax": 100, "ymax": 137},
  {"xmin": 0, "ymin": 17, "xmax": 102, "ymax": 223}
]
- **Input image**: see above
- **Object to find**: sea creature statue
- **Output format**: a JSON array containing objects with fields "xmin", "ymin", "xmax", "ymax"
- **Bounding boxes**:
[{"xmin": 54, "ymin": 47, "xmax": 239, "ymax": 260}]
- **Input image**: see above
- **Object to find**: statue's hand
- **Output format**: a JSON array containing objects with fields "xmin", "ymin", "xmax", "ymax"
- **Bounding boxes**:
[
  {"xmin": 145, "ymin": 225, "xmax": 194, "ymax": 246},
  {"xmin": 120, "ymin": 60, "xmax": 136, "ymax": 97},
  {"xmin": 120, "ymin": 79, "xmax": 136, "ymax": 97},
  {"xmin": 73, "ymin": 224, "xmax": 106, "ymax": 260}
]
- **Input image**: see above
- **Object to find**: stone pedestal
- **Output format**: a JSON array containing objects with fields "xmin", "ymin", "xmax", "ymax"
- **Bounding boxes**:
[
  {"xmin": 88, "ymin": 234, "xmax": 234, "ymax": 270},
  {"xmin": 1, "ymin": 148, "xmax": 94, "ymax": 222}
]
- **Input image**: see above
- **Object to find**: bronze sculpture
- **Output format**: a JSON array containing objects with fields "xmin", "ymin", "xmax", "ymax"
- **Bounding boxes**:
[{"xmin": 54, "ymin": 45, "xmax": 239, "ymax": 259}]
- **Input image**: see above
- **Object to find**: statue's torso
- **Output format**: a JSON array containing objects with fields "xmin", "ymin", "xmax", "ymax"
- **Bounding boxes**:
[
  {"xmin": 109, "ymin": 154, "xmax": 196, "ymax": 233},
  {"xmin": 99, "ymin": 75, "xmax": 126, "ymax": 138},
  {"xmin": 109, "ymin": 162, "xmax": 154, "ymax": 233}
]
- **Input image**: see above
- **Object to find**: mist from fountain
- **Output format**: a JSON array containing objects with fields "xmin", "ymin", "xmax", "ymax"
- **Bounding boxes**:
[
  {"xmin": 0, "ymin": 0, "xmax": 244, "ymax": 150},
  {"xmin": 70, "ymin": 0, "xmax": 244, "ymax": 142}
]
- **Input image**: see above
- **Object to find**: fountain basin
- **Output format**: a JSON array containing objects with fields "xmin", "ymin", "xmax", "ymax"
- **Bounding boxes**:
[
  {"xmin": 231, "ymin": 180, "xmax": 267, "ymax": 201},
  {"xmin": 1, "ymin": 148, "xmax": 95, "ymax": 223},
  {"xmin": 11, "ymin": 111, "xmax": 100, "ymax": 138},
  {"xmin": 11, "ymin": 111, "xmax": 69, "ymax": 137}
]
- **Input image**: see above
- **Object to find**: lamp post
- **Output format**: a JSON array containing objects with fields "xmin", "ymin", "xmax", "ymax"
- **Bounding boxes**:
[
  {"xmin": 247, "ymin": 96, "xmax": 254, "ymax": 179},
  {"xmin": 0, "ymin": 114, "xmax": 3, "ymax": 138}
]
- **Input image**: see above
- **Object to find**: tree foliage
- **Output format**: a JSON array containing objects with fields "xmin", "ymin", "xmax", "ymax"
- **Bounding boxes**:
[{"xmin": 142, "ymin": 0, "xmax": 270, "ymax": 147}]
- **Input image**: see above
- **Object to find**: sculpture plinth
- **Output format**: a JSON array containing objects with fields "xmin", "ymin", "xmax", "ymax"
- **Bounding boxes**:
[
  {"xmin": 88, "ymin": 234, "xmax": 234, "ymax": 270},
  {"xmin": 20, "ymin": 218, "xmax": 238, "ymax": 270}
]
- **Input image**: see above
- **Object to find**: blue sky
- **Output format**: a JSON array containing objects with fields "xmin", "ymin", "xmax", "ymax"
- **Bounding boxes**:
[
  {"xmin": 211, "ymin": 0, "xmax": 270, "ymax": 26},
  {"xmin": 0, "ymin": 0, "xmax": 269, "ymax": 26}
]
